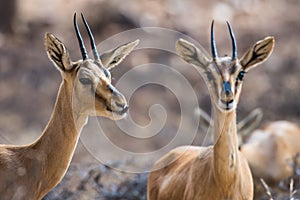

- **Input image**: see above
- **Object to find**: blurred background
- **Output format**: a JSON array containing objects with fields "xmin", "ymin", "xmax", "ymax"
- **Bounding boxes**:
[{"xmin": 0, "ymin": 0, "xmax": 299, "ymax": 199}]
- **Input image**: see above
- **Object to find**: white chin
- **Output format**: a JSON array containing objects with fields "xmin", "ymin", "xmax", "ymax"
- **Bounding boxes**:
[{"xmin": 218, "ymin": 101, "xmax": 236, "ymax": 112}]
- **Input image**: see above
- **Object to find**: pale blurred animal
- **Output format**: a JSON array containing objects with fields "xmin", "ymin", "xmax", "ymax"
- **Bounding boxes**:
[
  {"xmin": 198, "ymin": 108, "xmax": 300, "ymax": 186},
  {"xmin": 241, "ymin": 121, "xmax": 300, "ymax": 185}
]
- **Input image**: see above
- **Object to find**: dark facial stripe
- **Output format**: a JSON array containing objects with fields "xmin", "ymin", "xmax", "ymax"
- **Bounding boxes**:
[
  {"xmin": 91, "ymin": 84, "xmax": 117, "ymax": 113},
  {"xmin": 229, "ymin": 65, "xmax": 237, "ymax": 74},
  {"xmin": 204, "ymin": 70, "xmax": 218, "ymax": 97}
]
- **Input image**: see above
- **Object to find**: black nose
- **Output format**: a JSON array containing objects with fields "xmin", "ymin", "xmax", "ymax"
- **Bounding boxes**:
[
  {"xmin": 122, "ymin": 105, "xmax": 129, "ymax": 113},
  {"xmin": 115, "ymin": 104, "xmax": 128, "ymax": 115},
  {"xmin": 223, "ymin": 81, "xmax": 231, "ymax": 95},
  {"xmin": 116, "ymin": 101, "xmax": 128, "ymax": 109}
]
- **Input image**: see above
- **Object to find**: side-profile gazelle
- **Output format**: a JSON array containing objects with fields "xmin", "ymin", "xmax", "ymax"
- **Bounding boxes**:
[
  {"xmin": 147, "ymin": 21, "xmax": 274, "ymax": 200},
  {"xmin": 0, "ymin": 13, "xmax": 138, "ymax": 200}
]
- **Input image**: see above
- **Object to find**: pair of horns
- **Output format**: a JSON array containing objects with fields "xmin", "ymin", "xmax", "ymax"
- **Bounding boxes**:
[
  {"xmin": 73, "ymin": 13, "xmax": 100, "ymax": 61},
  {"xmin": 211, "ymin": 20, "xmax": 237, "ymax": 60},
  {"xmin": 74, "ymin": 16, "xmax": 236, "ymax": 61}
]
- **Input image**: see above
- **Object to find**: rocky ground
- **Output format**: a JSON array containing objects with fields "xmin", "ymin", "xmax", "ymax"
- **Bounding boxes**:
[
  {"xmin": 43, "ymin": 160, "xmax": 300, "ymax": 200},
  {"xmin": 43, "ymin": 162, "xmax": 148, "ymax": 200}
]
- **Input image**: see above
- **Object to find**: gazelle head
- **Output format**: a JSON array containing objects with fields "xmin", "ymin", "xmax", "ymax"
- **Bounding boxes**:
[
  {"xmin": 176, "ymin": 21, "xmax": 274, "ymax": 112},
  {"xmin": 45, "ymin": 13, "xmax": 139, "ymax": 120}
]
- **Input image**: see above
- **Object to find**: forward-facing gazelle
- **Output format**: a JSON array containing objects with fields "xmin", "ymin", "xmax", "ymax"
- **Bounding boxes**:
[
  {"xmin": 147, "ymin": 21, "xmax": 274, "ymax": 200},
  {"xmin": 0, "ymin": 13, "xmax": 138, "ymax": 200}
]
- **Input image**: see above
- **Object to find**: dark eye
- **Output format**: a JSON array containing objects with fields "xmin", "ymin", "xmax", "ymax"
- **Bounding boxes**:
[
  {"xmin": 237, "ymin": 71, "xmax": 245, "ymax": 81},
  {"xmin": 79, "ymin": 78, "xmax": 93, "ymax": 85}
]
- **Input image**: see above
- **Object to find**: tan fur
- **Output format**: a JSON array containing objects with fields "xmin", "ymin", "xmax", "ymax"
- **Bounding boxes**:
[
  {"xmin": 197, "ymin": 107, "xmax": 263, "ymax": 145},
  {"xmin": 148, "ymin": 110, "xmax": 253, "ymax": 200},
  {"xmin": 147, "ymin": 23, "xmax": 274, "ymax": 200},
  {"xmin": 0, "ymin": 19, "xmax": 138, "ymax": 199}
]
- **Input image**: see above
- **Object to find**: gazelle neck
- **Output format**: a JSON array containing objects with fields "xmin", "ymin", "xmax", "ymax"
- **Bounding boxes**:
[
  {"xmin": 30, "ymin": 80, "xmax": 88, "ymax": 191},
  {"xmin": 211, "ymin": 105, "xmax": 239, "ymax": 185}
]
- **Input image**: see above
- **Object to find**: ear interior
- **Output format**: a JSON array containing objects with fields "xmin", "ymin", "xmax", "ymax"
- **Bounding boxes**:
[
  {"xmin": 175, "ymin": 39, "xmax": 210, "ymax": 70},
  {"xmin": 100, "ymin": 39, "xmax": 139, "ymax": 70},
  {"xmin": 240, "ymin": 36, "xmax": 275, "ymax": 71},
  {"xmin": 45, "ymin": 33, "xmax": 73, "ymax": 72}
]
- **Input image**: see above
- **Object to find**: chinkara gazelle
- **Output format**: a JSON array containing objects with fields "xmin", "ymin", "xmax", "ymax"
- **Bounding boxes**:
[
  {"xmin": 0, "ymin": 13, "xmax": 138, "ymax": 200},
  {"xmin": 147, "ymin": 21, "xmax": 274, "ymax": 200}
]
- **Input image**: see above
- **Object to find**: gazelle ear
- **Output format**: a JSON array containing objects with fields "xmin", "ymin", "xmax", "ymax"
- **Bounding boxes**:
[
  {"xmin": 45, "ymin": 33, "xmax": 73, "ymax": 72},
  {"xmin": 237, "ymin": 108, "xmax": 263, "ymax": 144},
  {"xmin": 100, "ymin": 40, "xmax": 139, "ymax": 70},
  {"xmin": 176, "ymin": 39, "xmax": 210, "ymax": 70},
  {"xmin": 240, "ymin": 37, "xmax": 274, "ymax": 72}
]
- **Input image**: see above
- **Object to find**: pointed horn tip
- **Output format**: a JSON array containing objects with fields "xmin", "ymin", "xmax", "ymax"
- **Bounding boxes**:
[
  {"xmin": 80, "ymin": 13, "xmax": 86, "ymax": 21},
  {"xmin": 210, "ymin": 19, "xmax": 218, "ymax": 59},
  {"xmin": 226, "ymin": 21, "xmax": 234, "ymax": 33},
  {"xmin": 80, "ymin": 13, "xmax": 89, "ymax": 28},
  {"xmin": 73, "ymin": 11, "xmax": 88, "ymax": 60},
  {"xmin": 226, "ymin": 21, "xmax": 234, "ymax": 31},
  {"xmin": 226, "ymin": 21, "xmax": 237, "ymax": 59}
]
